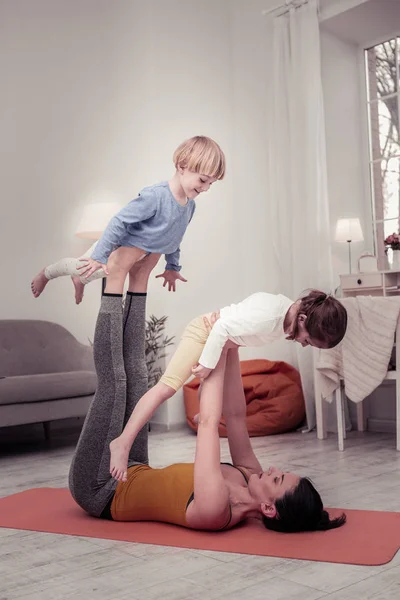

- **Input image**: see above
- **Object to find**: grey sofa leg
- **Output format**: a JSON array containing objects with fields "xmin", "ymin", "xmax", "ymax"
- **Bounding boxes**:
[{"xmin": 43, "ymin": 421, "xmax": 50, "ymax": 441}]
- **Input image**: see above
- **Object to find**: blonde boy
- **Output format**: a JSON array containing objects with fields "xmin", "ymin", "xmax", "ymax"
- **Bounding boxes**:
[{"xmin": 31, "ymin": 136, "xmax": 225, "ymax": 302}]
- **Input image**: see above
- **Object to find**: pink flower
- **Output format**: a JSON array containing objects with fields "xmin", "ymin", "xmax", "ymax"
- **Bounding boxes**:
[{"xmin": 384, "ymin": 232, "xmax": 400, "ymax": 250}]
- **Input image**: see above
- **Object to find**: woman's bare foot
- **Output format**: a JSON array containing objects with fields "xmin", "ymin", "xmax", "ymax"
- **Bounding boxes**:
[
  {"xmin": 71, "ymin": 276, "xmax": 85, "ymax": 304},
  {"xmin": 109, "ymin": 437, "xmax": 130, "ymax": 482},
  {"xmin": 31, "ymin": 268, "xmax": 49, "ymax": 298}
]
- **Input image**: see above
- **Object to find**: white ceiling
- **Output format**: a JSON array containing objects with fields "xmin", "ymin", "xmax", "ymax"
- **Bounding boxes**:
[{"xmin": 321, "ymin": 0, "xmax": 400, "ymax": 46}]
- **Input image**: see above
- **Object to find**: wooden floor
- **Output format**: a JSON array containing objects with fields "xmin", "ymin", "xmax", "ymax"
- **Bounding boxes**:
[{"xmin": 1, "ymin": 422, "xmax": 399, "ymax": 600}]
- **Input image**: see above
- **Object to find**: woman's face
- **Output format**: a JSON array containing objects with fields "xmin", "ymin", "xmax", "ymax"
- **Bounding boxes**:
[{"xmin": 248, "ymin": 466, "xmax": 300, "ymax": 518}]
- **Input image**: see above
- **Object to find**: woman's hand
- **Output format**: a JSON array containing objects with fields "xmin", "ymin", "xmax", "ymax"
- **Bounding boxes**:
[
  {"xmin": 191, "ymin": 314, "xmax": 217, "ymax": 380},
  {"xmin": 192, "ymin": 363, "xmax": 213, "ymax": 380},
  {"xmin": 203, "ymin": 311, "xmax": 219, "ymax": 332},
  {"xmin": 77, "ymin": 257, "xmax": 109, "ymax": 278}
]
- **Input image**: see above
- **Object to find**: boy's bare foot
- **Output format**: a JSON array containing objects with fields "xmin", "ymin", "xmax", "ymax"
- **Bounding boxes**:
[
  {"xmin": 71, "ymin": 276, "xmax": 85, "ymax": 304},
  {"xmin": 109, "ymin": 437, "xmax": 130, "ymax": 482},
  {"xmin": 31, "ymin": 268, "xmax": 49, "ymax": 298}
]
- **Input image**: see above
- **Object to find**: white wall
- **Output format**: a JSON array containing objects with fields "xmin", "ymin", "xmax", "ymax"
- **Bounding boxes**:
[
  {"xmin": 0, "ymin": 0, "xmax": 282, "ymax": 429},
  {"xmin": 320, "ymin": 29, "xmax": 372, "ymax": 286},
  {"xmin": 0, "ymin": 0, "xmax": 118, "ymax": 339},
  {"xmin": 104, "ymin": 0, "xmax": 236, "ymax": 426},
  {"xmin": 320, "ymin": 3, "xmax": 399, "ymax": 431},
  {"xmin": 321, "ymin": 0, "xmax": 400, "ymax": 46},
  {"xmin": 1, "ymin": 0, "xmax": 396, "ymax": 430},
  {"xmin": 147, "ymin": 0, "xmax": 289, "ymax": 425}
]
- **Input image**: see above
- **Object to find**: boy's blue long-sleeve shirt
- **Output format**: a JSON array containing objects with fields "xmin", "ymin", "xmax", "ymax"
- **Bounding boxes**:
[{"xmin": 91, "ymin": 181, "xmax": 196, "ymax": 271}]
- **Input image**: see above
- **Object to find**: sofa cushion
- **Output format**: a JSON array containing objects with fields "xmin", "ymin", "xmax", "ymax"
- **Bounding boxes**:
[
  {"xmin": 0, "ymin": 320, "xmax": 94, "ymax": 376},
  {"xmin": 0, "ymin": 371, "xmax": 97, "ymax": 406}
]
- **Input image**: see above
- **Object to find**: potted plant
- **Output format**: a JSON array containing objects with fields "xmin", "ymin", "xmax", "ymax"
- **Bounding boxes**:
[
  {"xmin": 145, "ymin": 315, "xmax": 175, "ymax": 388},
  {"xmin": 88, "ymin": 314, "xmax": 174, "ymax": 388},
  {"xmin": 384, "ymin": 233, "xmax": 400, "ymax": 269}
]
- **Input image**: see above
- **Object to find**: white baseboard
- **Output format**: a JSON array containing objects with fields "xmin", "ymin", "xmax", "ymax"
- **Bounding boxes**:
[
  {"xmin": 367, "ymin": 418, "xmax": 396, "ymax": 434},
  {"xmin": 149, "ymin": 421, "xmax": 188, "ymax": 433}
]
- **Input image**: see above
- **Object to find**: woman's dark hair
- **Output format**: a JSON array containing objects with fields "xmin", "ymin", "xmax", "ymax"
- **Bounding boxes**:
[
  {"xmin": 292, "ymin": 289, "xmax": 347, "ymax": 349},
  {"xmin": 262, "ymin": 477, "xmax": 346, "ymax": 533}
]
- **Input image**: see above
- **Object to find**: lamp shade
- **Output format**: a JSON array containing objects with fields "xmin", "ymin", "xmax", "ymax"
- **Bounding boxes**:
[
  {"xmin": 335, "ymin": 218, "xmax": 364, "ymax": 243},
  {"xmin": 75, "ymin": 202, "xmax": 123, "ymax": 240}
]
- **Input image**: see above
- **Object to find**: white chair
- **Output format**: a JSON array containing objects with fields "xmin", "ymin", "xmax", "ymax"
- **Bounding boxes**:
[{"xmin": 314, "ymin": 316, "xmax": 400, "ymax": 451}]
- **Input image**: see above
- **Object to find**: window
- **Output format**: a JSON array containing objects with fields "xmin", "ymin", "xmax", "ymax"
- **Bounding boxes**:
[{"xmin": 365, "ymin": 37, "xmax": 400, "ymax": 268}]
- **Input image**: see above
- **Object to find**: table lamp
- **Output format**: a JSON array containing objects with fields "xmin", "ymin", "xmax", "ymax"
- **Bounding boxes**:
[
  {"xmin": 76, "ymin": 201, "xmax": 123, "ymax": 292},
  {"xmin": 335, "ymin": 218, "xmax": 364, "ymax": 274}
]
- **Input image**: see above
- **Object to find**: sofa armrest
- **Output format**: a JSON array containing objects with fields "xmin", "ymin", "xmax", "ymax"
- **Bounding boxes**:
[{"xmin": 74, "ymin": 342, "xmax": 95, "ymax": 372}]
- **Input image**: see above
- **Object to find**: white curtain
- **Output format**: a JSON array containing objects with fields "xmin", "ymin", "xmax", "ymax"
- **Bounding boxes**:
[{"xmin": 265, "ymin": 0, "xmax": 333, "ymax": 430}]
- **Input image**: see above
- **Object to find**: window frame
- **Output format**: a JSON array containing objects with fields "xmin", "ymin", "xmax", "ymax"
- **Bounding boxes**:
[{"xmin": 359, "ymin": 29, "xmax": 400, "ymax": 270}]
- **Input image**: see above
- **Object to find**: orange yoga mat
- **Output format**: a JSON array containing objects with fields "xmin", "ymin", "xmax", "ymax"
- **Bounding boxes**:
[{"xmin": 0, "ymin": 488, "xmax": 399, "ymax": 566}]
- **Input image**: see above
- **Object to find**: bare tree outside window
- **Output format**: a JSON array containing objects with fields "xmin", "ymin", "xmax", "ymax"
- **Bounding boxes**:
[{"xmin": 366, "ymin": 37, "xmax": 400, "ymax": 269}]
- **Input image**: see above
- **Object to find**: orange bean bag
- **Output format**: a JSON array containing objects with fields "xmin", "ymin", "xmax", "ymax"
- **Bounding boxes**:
[{"xmin": 183, "ymin": 358, "xmax": 305, "ymax": 437}]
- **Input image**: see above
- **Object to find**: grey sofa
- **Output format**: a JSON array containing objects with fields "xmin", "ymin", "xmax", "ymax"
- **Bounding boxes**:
[{"xmin": 0, "ymin": 320, "xmax": 96, "ymax": 435}]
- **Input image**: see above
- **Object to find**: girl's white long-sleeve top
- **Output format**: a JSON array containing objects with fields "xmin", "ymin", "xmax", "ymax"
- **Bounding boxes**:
[{"xmin": 199, "ymin": 292, "xmax": 293, "ymax": 369}]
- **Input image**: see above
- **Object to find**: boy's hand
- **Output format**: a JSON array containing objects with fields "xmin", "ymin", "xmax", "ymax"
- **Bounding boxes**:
[
  {"xmin": 155, "ymin": 269, "xmax": 187, "ymax": 292},
  {"xmin": 192, "ymin": 363, "xmax": 213, "ymax": 380},
  {"xmin": 77, "ymin": 258, "xmax": 109, "ymax": 278}
]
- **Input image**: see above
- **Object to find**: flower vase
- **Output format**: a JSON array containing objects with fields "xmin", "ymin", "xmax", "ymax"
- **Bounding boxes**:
[{"xmin": 392, "ymin": 249, "xmax": 400, "ymax": 270}]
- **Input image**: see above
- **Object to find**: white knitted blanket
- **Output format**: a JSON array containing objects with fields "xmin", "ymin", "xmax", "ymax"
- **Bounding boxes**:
[{"xmin": 315, "ymin": 296, "xmax": 400, "ymax": 403}]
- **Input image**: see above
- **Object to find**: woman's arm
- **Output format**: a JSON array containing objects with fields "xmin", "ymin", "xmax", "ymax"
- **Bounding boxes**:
[
  {"xmin": 223, "ymin": 347, "xmax": 262, "ymax": 474},
  {"xmin": 189, "ymin": 352, "xmax": 230, "ymax": 529}
]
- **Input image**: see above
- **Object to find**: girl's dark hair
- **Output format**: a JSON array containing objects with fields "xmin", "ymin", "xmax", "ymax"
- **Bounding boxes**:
[
  {"xmin": 292, "ymin": 289, "xmax": 347, "ymax": 349},
  {"xmin": 262, "ymin": 477, "xmax": 346, "ymax": 533}
]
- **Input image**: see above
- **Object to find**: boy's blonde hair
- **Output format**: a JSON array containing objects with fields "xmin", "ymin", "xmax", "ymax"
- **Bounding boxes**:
[{"xmin": 173, "ymin": 136, "xmax": 226, "ymax": 180}]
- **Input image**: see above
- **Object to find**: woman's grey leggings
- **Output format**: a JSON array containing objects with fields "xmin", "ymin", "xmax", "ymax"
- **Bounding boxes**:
[{"xmin": 68, "ymin": 292, "xmax": 149, "ymax": 517}]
